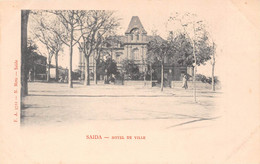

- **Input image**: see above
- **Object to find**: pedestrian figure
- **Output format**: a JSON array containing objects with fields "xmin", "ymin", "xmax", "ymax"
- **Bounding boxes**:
[
  {"xmin": 104, "ymin": 69, "xmax": 108, "ymax": 84},
  {"xmin": 167, "ymin": 69, "xmax": 173, "ymax": 88},
  {"xmin": 59, "ymin": 75, "xmax": 64, "ymax": 83},
  {"xmin": 182, "ymin": 74, "xmax": 188, "ymax": 89},
  {"xmin": 64, "ymin": 75, "xmax": 68, "ymax": 83},
  {"xmin": 28, "ymin": 69, "xmax": 32, "ymax": 82}
]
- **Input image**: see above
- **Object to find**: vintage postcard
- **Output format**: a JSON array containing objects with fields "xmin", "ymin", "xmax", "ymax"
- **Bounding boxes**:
[{"xmin": 0, "ymin": 0, "xmax": 260, "ymax": 163}]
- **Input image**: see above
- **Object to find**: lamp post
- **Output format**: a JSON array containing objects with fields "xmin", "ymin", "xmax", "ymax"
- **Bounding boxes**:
[{"xmin": 181, "ymin": 22, "xmax": 199, "ymax": 103}]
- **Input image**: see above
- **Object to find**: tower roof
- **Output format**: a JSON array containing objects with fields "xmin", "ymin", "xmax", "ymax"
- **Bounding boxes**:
[{"xmin": 125, "ymin": 16, "xmax": 147, "ymax": 34}]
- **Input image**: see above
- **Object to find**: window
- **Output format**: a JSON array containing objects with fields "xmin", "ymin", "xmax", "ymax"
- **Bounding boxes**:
[
  {"xmin": 132, "ymin": 48, "xmax": 139, "ymax": 60},
  {"xmin": 130, "ymin": 28, "xmax": 139, "ymax": 41}
]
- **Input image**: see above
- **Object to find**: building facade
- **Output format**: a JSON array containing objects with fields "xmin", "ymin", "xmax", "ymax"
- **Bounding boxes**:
[{"xmin": 78, "ymin": 16, "xmax": 192, "ymax": 81}]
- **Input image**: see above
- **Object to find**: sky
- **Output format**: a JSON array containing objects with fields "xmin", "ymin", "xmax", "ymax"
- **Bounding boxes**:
[{"xmin": 27, "ymin": 0, "xmax": 260, "ymax": 79}]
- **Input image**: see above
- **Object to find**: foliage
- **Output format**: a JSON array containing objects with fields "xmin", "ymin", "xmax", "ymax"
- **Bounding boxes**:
[
  {"xmin": 147, "ymin": 37, "xmax": 176, "ymax": 64},
  {"xmin": 168, "ymin": 13, "xmax": 214, "ymax": 67},
  {"xmin": 105, "ymin": 58, "xmax": 118, "ymax": 76},
  {"xmin": 169, "ymin": 33, "xmax": 193, "ymax": 66},
  {"xmin": 147, "ymin": 35, "xmax": 177, "ymax": 91},
  {"xmin": 196, "ymin": 74, "xmax": 219, "ymax": 84},
  {"xmin": 26, "ymin": 39, "xmax": 39, "ymax": 71},
  {"xmin": 98, "ymin": 58, "xmax": 118, "ymax": 76},
  {"xmin": 195, "ymin": 74, "xmax": 208, "ymax": 83},
  {"xmin": 139, "ymin": 72, "xmax": 151, "ymax": 81},
  {"xmin": 97, "ymin": 60, "xmax": 106, "ymax": 76},
  {"xmin": 121, "ymin": 59, "xmax": 140, "ymax": 80},
  {"xmin": 207, "ymin": 76, "xmax": 219, "ymax": 85},
  {"xmin": 148, "ymin": 58, "xmax": 161, "ymax": 80}
]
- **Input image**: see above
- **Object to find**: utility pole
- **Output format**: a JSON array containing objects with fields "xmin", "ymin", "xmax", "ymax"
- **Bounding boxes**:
[
  {"xmin": 192, "ymin": 22, "xmax": 197, "ymax": 102},
  {"xmin": 212, "ymin": 42, "xmax": 216, "ymax": 91}
]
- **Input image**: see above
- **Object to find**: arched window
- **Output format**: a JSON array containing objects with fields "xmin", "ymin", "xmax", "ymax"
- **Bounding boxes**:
[
  {"xmin": 132, "ymin": 48, "xmax": 139, "ymax": 60},
  {"xmin": 130, "ymin": 28, "xmax": 139, "ymax": 41}
]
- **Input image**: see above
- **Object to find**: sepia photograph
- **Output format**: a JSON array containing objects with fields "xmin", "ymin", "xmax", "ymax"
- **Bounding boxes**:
[{"xmin": 21, "ymin": 10, "xmax": 221, "ymax": 127}]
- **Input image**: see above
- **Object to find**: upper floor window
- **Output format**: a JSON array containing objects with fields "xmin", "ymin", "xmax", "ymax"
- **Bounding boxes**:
[
  {"xmin": 130, "ymin": 28, "xmax": 139, "ymax": 41},
  {"xmin": 132, "ymin": 48, "xmax": 139, "ymax": 60}
]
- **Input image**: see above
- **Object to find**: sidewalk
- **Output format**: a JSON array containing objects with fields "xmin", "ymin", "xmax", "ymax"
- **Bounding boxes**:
[{"xmin": 27, "ymin": 81, "xmax": 221, "ymax": 97}]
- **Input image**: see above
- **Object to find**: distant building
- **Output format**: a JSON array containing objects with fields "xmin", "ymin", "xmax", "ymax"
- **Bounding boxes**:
[
  {"xmin": 28, "ymin": 52, "xmax": 47, "ymax": 81},
  {"xmin": 28, "ymin": 52, "xmax": 69, "ymax": 81},
  {"xmin": 78, "ymin": 16, "xmax": 192, "ymax": 81}
]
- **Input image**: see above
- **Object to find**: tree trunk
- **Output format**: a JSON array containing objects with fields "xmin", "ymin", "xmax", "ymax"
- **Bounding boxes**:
[
  {"xmin": 192, "ymin": 41, "xmax": 197, "ymax": 102},
  {"xmin": 21, "ymin": 10, "xmax": 29, "ymax": 97},
  {"xmin": 94, "ymin": 60, "xmax": 98, "ymax": 85},
  {"xmin": 68, "ymin": 28, "xmax": 73, "ymax": 88},
  {"xmin": 161, "ymin": 62, "xmax": 164, "ymax": 92},
  {"xmin": 150, "ymin": 63, "xmax": 153, "ymax": 88},
  {"xmin": 212, "ymin": 63, "xmax": 215, "ymax": 91},
  {"xmin": 55, "ymin": 52, "xmax": 59, "ymax": 81},
  {"xmin": 84, "ymin": 56, "xmax": 90, "ymax": 86},
  {"xmin": 69, "ymin": 45, "xmax": 73, "ymax": 88},
  {"xmin": 47, "ymin": 60, "xmax": 51, "ymax": 82},
  {"xmin": 193, "ymin": 66, "xmax": 197, "ymax": 102},
  {"xmin": 81, "ymin": 63, "xmax": 84, "ymax": 81}
]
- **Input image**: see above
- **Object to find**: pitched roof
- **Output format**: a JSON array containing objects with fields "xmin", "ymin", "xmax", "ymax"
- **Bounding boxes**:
[
  {"xmin": 105, "ymin": 35, "xmax": 126, "ymax": 46},
  {"xmin": 105, "ymin": 35, "xmax": 164, "ymax": 46},
  {"xmin": 125, "ymin": 16, "xmax": 147, "ymax": 34},
  {"xmin": 146, "ymin": 35, "xmax": 164, "ymax": 42}
]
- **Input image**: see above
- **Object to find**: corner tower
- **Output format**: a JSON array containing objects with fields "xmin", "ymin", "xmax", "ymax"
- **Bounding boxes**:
[
  {"xmin": 125, "ymin": 16, "xmax": 147, "ymax": 43},
  {"xmin": 124, "ymin": 16, "xmax": 148, "ymax": 66}
]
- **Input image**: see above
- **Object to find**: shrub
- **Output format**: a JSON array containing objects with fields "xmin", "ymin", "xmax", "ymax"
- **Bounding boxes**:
[
  {"xmin": 121, "ymin": 59, "xmax": 140, "ymax": 80},
  {"xmin": 196, "ymin": 74, "xmax": 208, "ymax": 83},
  {"xmin": 196, "ymin": 74, "xmax": 219, "ymax": 84}
]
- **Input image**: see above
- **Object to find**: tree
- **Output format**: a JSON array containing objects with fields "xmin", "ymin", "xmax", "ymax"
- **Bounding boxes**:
[
  {"xmin": 77, "ymin": 10, "xmax": 120, "ymax": 85},
  {"xmin": 147, "ymin": 37, "xmax": 175, "ymax": 91},
  {"xmin": 121, "ymin": 59, "xmax": 140, "ymax": 80},
  {"xmin": 50, "ymin": 10, "xmax": 84, "ymax": 88},
  {"xmin": 32, "ymin": 12, "xmax": 63, "ymax": 82},
  {"xmin": 96, "ymin": 58, "xmax": 118, "ymax": 77},
  {"xmin": 21, "ymin": 10, "xmax": 30, "ymax": 97},
  {"xmin": 146, "ymin": 31, "xmax": 158, "ymax": 87},
  {"xmin": 104, "ymin": 58, "xmax": 118, "ymax": 76},
  {"xmin": 168, "ymin": 13, "xmax": 214, "ymax": 101}
]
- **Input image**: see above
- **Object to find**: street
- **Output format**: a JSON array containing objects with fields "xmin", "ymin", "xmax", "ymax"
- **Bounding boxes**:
[{"xmin": 21, "ymin": 82, "xmax": 221, "ymax": 128}]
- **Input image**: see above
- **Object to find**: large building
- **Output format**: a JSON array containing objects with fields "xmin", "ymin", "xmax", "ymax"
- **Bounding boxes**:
[{"xmin": 78, "ymin": 16, "xmax": 192, "ymax": 81}]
